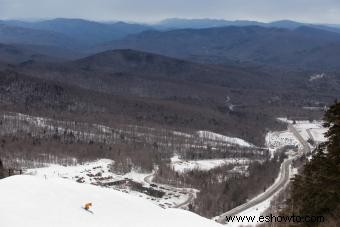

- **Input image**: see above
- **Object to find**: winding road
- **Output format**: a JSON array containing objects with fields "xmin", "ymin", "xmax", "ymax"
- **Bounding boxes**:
[
  {"xmin": 143, "ymin": 174, "xmax": 195, "ymax": 209},
  {"xmin": 217, "ymin": 123, "xmax": 310, "ymax": 224}
]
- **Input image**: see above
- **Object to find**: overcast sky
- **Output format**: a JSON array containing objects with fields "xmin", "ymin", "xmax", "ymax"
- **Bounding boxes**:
[{"xmin": 0, "ymin": 0, "xmax": 339, "ymax": 24}]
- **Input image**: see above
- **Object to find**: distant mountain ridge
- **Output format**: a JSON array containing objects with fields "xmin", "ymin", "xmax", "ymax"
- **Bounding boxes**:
[
  {"xmin": 155, "ymin": 18, "xmax": 264, "ymax": 29},
  {"xmin": 0, "ymin": 23, "xmax": 76, "ymax": 47},
  {"xmin": 101, "ymin": 25, "xmax": 340, "ymax": 70},
  {"xmin": 0, "ymin": 18, "xmax": 152, "ymax": 61},
  {"xmin": 156, "ymin": 18, "xmax": 340, "ymax": 33},
  {"xmin": 1, "ymin": 18, "xmax": 340, "ymax": 67},
  {"xmin": 1, "ymin": 18, "xmax": 152, "ymax": 46}
]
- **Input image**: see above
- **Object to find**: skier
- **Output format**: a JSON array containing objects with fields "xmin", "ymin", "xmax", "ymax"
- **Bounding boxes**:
[{"xmin": 84, "ymin": 203, "xmax": 92, "ymax": 210}]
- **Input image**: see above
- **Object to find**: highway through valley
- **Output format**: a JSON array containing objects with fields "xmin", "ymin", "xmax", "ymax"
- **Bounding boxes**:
[{"xmin": 217, "ymin": 123, "xmax": 310, "ymax": 224}]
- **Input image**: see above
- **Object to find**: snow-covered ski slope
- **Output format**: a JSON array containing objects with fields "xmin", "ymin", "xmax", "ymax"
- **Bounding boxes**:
[
  {"xmin": 0, "ymin": 175, "xmax": 221, "ymax": 227},
  {"xmin": 171, "ymin": 156, "xmax": 251, "ymax": 173},
  {"xmin": 196, "ymin": 131, "xmax": 254, "ymax": 147}
]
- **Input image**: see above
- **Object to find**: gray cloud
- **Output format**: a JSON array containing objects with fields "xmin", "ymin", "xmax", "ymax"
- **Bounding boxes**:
[{"xmin": 0, "ymin": 0, "xmax": 339, "ymax": 23}]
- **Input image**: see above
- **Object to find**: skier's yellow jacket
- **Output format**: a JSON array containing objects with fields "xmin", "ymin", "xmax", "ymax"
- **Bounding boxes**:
[{"xmin": 84, "ymin": 203, "xmax": 92, "ymax": 210}]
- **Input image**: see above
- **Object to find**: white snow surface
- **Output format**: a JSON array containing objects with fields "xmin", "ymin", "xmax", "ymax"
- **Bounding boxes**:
[
  {"xmin": 171, "ymin": 157, "xmax": 250, "ymax": 173},
  {"xmin": 310, "ymin": 128, "xmax": 327, "ymax": 142},
  {"xmin": 196, "ymin": 131, "xmax": 254, "ymax": 148},
  {"xmin": 0, "ymin": 175, "xmax": 221, "ymax": 227}
]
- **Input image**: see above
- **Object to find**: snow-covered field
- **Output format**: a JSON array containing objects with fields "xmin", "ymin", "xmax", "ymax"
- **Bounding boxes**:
[
  {"xmin": 171, "ymin": 156, "xmax": 250, "ymax": 173},
  {"xmin": 26, "ymin": 159, "xmax": 190, "ymax": 209},
  {"xmin": 0, "ymin": 175, "xmax": 221, "ymax": 227}
]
